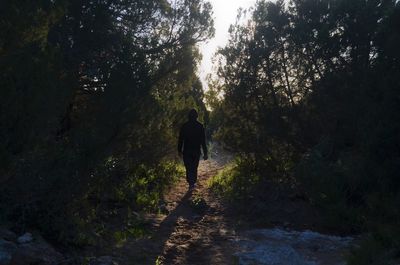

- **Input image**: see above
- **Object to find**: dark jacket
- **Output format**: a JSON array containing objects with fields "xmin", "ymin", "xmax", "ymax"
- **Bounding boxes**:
[{"xmin": 178, "ymin": 119, "xmax": 207, "ymax": 156}]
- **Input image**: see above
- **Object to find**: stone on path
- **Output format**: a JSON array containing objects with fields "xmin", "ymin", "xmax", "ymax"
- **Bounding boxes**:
[
  {"xmin": 17, "ymin": 233, "xmax": 33, "ymax": 244},
  {"xmin": 0, "ymin": 229, "xmax": 64, "ymax": 265},
  {"xmin": 234, "ymin": 228, "xmax": 354, "ymax": 265}
]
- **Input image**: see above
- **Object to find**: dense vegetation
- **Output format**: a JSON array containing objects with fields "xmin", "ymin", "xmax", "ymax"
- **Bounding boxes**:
[
  {"xmin": 208, "ymin": 0, "xmax": 400, "ymax": 263},
  {"xmin": 2, "ymin": 0, "xmax": 400, "ymax": 263},
  {"xmin": 0, "ymin": 0, "xmax": 213, "ymax": 245}
]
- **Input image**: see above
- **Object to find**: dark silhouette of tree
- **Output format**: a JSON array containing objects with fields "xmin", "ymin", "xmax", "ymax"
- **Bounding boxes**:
[
  {"xmin": 0, "ymin": 0, "xmax": 214, "ymax": 243},
  {"xmin": 211, "ymin": 0, "xmax": 400, "ymax": 262}
]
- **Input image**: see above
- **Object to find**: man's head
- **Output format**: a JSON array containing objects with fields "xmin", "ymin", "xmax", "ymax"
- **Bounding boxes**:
[{"xmin": 188, "ymin": 109, "xmax": 198, "ymax": 121}]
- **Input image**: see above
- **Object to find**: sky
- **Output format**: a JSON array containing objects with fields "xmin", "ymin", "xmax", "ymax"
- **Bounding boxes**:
[{"xmin": 198, "ymin": 0, "xmax": 257, "ymax": 89}]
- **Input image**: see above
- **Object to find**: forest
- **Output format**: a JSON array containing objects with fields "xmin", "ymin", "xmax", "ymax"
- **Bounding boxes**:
[{"xmin": 1, "ymin": 0, "xmax": 400, "ymax": 264}]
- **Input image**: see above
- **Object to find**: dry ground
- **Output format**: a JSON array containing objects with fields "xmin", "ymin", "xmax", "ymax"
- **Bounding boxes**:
[
  {"xmin": 87, "ymin": 150, "xmax": 326, "ymax": 265},
  {"xmin": 113, "ymin": 157, "xmax": 238, "ymax": 265}
]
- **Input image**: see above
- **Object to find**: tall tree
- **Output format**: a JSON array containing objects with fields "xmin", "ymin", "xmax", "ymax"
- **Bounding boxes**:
[{"xmin": 0, "ymin": 0, "xmax": 214, "ymax": 242}]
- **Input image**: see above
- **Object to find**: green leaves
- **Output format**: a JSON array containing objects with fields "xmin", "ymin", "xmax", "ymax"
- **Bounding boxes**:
[
  {"xmin": 211, "ymin": 1, "xmax": 400, "ymax": 263},
  {"xmin": 0, "ymin": 0, "xmax": 213, "ymax": 245}
]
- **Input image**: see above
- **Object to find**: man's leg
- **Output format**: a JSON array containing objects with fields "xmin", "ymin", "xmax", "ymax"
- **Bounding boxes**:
[
  {"xmin": 192, "ymin": 154, "xmax": 200, "ymax": 185},
  {"xmin": 183, "ymin": 153, "xmax": 200, "ymax": 188},
  {"xmin": 183, "ymin": 154, "xmax": 194, "ymax": 186}
]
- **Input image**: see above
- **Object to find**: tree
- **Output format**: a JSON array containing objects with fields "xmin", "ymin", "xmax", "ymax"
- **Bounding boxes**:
[
  {"xmin": 0, "ymin": 0, "xmax": 214, "ymax": 243},
  {"xmin": 212, "ymin": 0, "xmax": 400, "ymax": 261}
]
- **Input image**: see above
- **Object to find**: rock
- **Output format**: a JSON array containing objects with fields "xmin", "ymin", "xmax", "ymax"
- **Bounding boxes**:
[
  {"xmin": 0, "ymin": 231, "xmax": 64, "ymax": 265},
  {"xmin": 236, "ymin": 243, "xmax": 314, "ymax": 265},
  {"xmin": 234, "ymin": 228, "xmax": 354, "ymax": 265},
  {"xmin": 0, "ymin": 229, "xmax": 17, "ymax": 242},
  {"xmin": 11, "ymin": 235, "xmax": 64, "ymax": 265},
  {"xmin": 17, "ymin": 233, "xmax": 33, "ymax": 244},
  {"xmin": 0, "ymin": 239, "xmax": 17, "ymax": 265},
  {"xmin": 89, "ymin": 256, "xmax": 118, "ymax": 265}
]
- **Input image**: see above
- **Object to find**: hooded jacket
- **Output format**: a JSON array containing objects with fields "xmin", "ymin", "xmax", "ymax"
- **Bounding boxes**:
[{"xmin": 178, "ymin": 117, "xmax": 207, "ymax": 156}]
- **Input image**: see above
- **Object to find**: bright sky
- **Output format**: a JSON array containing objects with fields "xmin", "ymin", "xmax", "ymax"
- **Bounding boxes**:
[{"xmin": 198, "ymin": 0, "xmax": 257, "ymax": 89}]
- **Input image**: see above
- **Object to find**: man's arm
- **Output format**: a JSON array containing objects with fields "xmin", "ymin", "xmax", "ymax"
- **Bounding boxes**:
[
  {"xmin": 201, "ymin": 125, "xmax": 208, "ymax": 160},
  {"xmin": 178, "ymin": 126, "xmax": 184, "ymax": 155}
]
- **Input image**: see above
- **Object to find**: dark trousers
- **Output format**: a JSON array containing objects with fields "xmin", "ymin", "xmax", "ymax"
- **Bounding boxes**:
[{"xmin": 183, "ymin": 152, "xmax": 200, "ymax": 185}]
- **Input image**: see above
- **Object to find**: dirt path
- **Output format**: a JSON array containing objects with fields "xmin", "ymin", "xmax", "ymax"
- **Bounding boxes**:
[
  {"xmin": 156, "ymin": 158, "xmax": 236, "ymax": 265},
  {"xmin": 6, "ymin": 152, "xmax": 354, "ymax": 264},
  {"xmin": 116, "ymin": 157, "xmax": 238, "ymax": 265},
  {"xmin": 105, "ymin": 154, "xmax": 354, "ymax": 265}
]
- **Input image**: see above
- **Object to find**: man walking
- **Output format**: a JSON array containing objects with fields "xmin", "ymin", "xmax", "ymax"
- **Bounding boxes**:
[{"xmin": 178, "ymin": 109, "xmax": 208, "ymax": 190}]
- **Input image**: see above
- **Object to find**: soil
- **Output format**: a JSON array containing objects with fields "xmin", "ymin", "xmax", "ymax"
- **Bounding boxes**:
[
  {"xmin": 82, "ymin": 151, "xmax": 337, "ymax": 265},
  {"xmin": 115, "ymin": 157, "xmax": 239, "ymax": 265}
]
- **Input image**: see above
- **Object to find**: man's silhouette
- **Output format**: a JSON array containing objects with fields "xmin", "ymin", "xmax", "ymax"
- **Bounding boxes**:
[{"xmin": 178, "ymin": 109, "xmax": 208, "ymax": 190}]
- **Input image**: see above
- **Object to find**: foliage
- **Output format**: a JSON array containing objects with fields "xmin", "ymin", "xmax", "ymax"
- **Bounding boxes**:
[
  {"xmin": 0, "ymin": 0, "xmax": 213, "ymax": 245},
  {"xmin": 210, "ymin": 0, "xmax": 400, "ymax": 263},
  {"xmin": 189, "ymin": 195, "xmax": 207, "ymax": 213},
  {"xmin": 209, "ymin": 158, "xmax": 258, "ymax": 202}
]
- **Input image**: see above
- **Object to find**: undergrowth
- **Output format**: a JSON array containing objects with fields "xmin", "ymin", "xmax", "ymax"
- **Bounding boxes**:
[
  {"xmin": 209, "ymin": 155, "xmax": 400, "ymax": 265},
  {"xmin": 0, "ymin": 160, "xmax": 184, "ymax": 247}
]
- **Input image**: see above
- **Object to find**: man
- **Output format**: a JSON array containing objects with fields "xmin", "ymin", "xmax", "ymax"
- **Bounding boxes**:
[{"xmin": 178, "ymin": 109, "xmax": 208, "ymax": 190}]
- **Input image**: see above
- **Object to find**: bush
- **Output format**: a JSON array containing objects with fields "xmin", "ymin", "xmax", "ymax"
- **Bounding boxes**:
[
  {"xmin": 0, "ymin": 158, "xmax": 183, "ymax": 246},
  {"xmin": 208, "ymin": 157, "xmax": 260, "ymax": 203}
]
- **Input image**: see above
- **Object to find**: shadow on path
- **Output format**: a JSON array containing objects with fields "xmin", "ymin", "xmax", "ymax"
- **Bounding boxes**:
[
  {"xmin": 154, "ymin": 167, "xmax": 236, "ymax": 264},
  {"xmin": 115, "ymin": 158, "xmax": 235, "ymax": 265}
]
